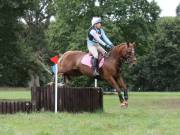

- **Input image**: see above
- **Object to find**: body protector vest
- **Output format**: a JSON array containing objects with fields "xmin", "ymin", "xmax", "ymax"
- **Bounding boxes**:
[{"xmin": 88, "ymin": 27, "xmax": 104, "ymax": 43}]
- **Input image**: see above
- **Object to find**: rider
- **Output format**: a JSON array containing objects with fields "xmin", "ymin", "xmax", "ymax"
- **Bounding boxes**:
[{"xmin": 87, "ymin": 17, "xmax": 114, "ymax": 77}]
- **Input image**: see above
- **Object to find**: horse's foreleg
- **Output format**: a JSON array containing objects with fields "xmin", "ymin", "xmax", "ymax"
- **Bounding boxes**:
[
  {"xmin": 106, "ymin": 76, "xmax": 124, "ymax": 103},
  {"xmin": 117, "ymin": 77, "xmax": 128, "ymax": 107}
]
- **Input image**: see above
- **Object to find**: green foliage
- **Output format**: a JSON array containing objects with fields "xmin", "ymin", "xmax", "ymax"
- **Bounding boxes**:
[
  {"xmin": 132, "ymin": 17, "xmax": 180, "ymax": 91},
  {"xmin": 176, "ymin": 3, "xmax": 180, "ymax": 16},
  {"xmin": 20, "ymin": 0, "xmax": 56, "ymax": 84},
  {"xmin": 103, "ymin": 0, "xmax": 160, "ymax": 55},
  {"xmin": 0, "ymin": 0, "xmax": 55, "ymax": 86},
  {"xmin": 47, "ymin": 0, "xmax": 160, "ymax": 54},
  {"xmin": 46, "ymin": 0, "xmax": 92, "ymax": 53},
  {"xmin": 0, "ymin": 0, "xmax": 33, "ymax": 86}
]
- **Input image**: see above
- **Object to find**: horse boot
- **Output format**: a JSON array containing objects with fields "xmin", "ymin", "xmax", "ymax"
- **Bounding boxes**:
[{"xmin": 93, "ymin": 58, "xmax": 100, "ymax": 78}]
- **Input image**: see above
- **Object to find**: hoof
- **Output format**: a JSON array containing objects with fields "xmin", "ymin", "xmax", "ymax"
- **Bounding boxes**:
[
  {"xmin": 124, "ymin": 101, "xmax": 128, "ymax": 107},
  {"xmin": 120, "ymin": 101, "xmax": 128, "ymax": 108}
]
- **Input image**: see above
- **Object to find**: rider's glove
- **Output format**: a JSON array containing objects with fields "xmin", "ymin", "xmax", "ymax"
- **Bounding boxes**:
[
  {"xmin": 110, "ymin": 44, "xmax": 114, "ymax": 48},
  {"xmin": 106, "ymin": 44, "xmax": 114, "ymax": 49}
]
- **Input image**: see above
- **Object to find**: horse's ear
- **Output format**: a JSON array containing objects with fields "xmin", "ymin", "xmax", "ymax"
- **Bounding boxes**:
[{"xmin": 127, "ymin": 42, "xmax": 130, "ymax": 47}]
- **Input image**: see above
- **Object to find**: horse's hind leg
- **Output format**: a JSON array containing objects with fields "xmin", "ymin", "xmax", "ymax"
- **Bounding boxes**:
[
  {"xmin": 64, "ymin": 75, "xmax": 71, "ymax": 85},
  {"xmin": 59, "ymin": 74, "xmax": 72, "ymax": 86}
]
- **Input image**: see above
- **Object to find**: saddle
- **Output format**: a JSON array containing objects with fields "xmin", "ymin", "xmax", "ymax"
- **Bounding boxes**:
[{"xmin": 81, "ymin": 53, "xmax": 104, "ymax": 68}]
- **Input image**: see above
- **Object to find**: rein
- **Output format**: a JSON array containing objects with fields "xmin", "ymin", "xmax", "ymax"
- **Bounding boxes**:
[{"xmin": 108, "ymin": 45, "xmax": 128, "ymax": 63}]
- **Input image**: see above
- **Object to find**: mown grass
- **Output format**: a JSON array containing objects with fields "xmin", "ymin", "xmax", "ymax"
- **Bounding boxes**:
[
  {"xmin": 0, "ymin": 89, "xmax": 180, "ymax": 135},
  {"xmin": 0, "ymin": 87, "xmax": 30, "ymax": 100}
]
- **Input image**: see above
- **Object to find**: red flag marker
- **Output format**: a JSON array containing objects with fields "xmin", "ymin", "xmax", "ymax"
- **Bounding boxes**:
[{"xmin": 50, "ymin": 55, "xmax": 59, "ymax": 64}]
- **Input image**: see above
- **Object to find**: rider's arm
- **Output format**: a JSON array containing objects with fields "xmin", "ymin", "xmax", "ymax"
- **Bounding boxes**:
[
  {"xmin": 101, "ymin": 29, "xmax": 113, "ymax": 46},
  {"xmin": 90, "ymin": 29, "xmax": 107, "ymax": 46}
]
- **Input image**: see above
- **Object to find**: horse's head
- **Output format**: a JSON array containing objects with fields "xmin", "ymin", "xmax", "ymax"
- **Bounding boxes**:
[
  {"xmin": 123, "ymin": 42, "xmax": 137, "ymax": 66},
  {"xmin": 111, "ymin": 42, "xmax": 137, "ymax": 66}
]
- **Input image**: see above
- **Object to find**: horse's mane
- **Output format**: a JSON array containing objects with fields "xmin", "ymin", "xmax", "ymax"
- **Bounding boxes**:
[
  {"xmin": 114, "ymin": 43, "xmax": 127, "ymax": 48},
  {"xmin": 109, "ymin": 43, "xmax": 127, "ymax": 57}
]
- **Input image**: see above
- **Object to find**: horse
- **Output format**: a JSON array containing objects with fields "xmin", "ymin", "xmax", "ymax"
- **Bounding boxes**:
[{"xmin": 58, "ymin": 42, "xmax": 136, "ymax": 107}]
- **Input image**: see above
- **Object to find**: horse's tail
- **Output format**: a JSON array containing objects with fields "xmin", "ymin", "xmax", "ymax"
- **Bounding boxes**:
[{"xmin": 58, "ymin": 53, "xmax": 64, "ymax": 63}]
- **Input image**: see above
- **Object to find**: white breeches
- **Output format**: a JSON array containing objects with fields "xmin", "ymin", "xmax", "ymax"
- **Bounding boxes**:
[{"xmin": 87, "ymin": 44, "xmax": 106, "ymax": 59}]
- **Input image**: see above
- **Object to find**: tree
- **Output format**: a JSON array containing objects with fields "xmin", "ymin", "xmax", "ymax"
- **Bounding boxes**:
[
  {"xmin": 0, "ymin": 0, "xmax": 33, "ymax": 86},
  {"xmin": 176, "ymin": 3, "xmax": 180, "ymax": 16},
  {"xmin": 46, "ymin": 0, "xmax": 160, "ymax": 87},
  {"xmin": 103, "ymin": 0, "xmax": 160, "ymax": 55},
  {"xmin": 18, "ymin": 0, "xmax": 56, "ymax": 86},
  {"xmin": 0, "ymin": 0, "xmax": 55, "ymax": 86},
  {"xmin": 132, "ymin": 17, "xmax": 180, "ymax": 91},
  {"xmin": 47, "ymin": 0, "xmax": 160, "ymax": 55}
]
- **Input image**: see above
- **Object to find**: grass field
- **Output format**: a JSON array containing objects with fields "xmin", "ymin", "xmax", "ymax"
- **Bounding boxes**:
[
  {"xmin": 0, "ymin": 87, "xmax": 31, "ymax": 100},
  {"xmin": 0, "ymin": 88, "xmax": 180, "ymax": 135}
]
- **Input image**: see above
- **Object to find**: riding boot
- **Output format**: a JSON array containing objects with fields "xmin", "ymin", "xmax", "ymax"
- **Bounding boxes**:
[{"xmin": 93, "ymin": 58, "xmax": 100, "ymax": 77}]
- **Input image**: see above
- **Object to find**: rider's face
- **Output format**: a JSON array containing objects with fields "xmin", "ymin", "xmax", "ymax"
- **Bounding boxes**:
[{"xmin": 95, "ymin": 23, "xmax": 102, "ymax": 29}]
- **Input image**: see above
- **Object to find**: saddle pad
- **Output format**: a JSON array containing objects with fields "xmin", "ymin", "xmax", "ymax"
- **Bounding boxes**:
[{"xmin": 81, "ymin": 54, "xmax": 104, "ymax": 68}]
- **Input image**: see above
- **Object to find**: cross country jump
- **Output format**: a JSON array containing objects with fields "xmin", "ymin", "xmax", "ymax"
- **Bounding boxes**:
[{"xmin": 58, "ymin": 42, "xmax": 136, "ymax": 108}]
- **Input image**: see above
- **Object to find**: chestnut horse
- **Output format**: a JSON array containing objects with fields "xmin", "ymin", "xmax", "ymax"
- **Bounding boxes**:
[{"xmin": 58, "ymin": 43, "xmax": 136, "ymax": 107}]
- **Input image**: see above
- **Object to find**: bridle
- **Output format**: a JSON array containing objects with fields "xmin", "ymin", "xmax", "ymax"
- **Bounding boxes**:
[
  {"xmin": 123, "ymin": 45, "xmax": 135, "ymax": 64},
  {"xmin": 107, "ymin": 44, "xmax": 136, "ymax": 64}
]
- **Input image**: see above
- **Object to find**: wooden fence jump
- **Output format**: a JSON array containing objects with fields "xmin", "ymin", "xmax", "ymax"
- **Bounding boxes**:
[
  {"xmin": 0, "ymin": 86, "xmax": 103, "ymax": 114},
  {"xmin": 0, "ymin": 100, "xmax": 32, "ymax": 114},
  {"xmin": 31, "ymin": 86, "xmax": 103, "ymax": 112}
]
